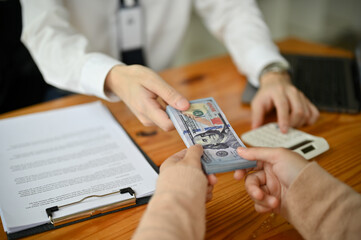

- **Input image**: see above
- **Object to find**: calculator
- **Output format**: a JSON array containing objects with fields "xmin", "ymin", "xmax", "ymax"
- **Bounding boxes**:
[{"xmin": 240, "ymin": 123, "xmax": 329, "ymax": 160}]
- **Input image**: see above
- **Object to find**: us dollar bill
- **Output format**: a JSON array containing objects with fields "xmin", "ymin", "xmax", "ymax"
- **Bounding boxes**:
[{"xmin": 166, "ymin": 97, "xmax": 256, "ymax": 174}]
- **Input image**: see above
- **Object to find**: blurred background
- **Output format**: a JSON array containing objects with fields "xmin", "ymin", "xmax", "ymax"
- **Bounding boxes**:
[
  {"xmin": 172, "ymin": 0, "xmax": 361, "ymax": 67},
  {"xmin": 1, "ymin": 0, "xmax": 360, "ymax": 113}
]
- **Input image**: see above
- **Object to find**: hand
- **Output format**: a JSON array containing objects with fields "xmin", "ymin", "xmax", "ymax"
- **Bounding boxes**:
[
  {"xmin": 105, "ymin": 65, "xmax": 190, "ymax": 131},
  {"xmin": 160, "ymin": 145, "xmax": 218, "ymax": 202},
  {"xmin": 251, "ymin": 72, "xmax": 319, "ymax": 133},
  {"xmin": 237, "ymin": 147, "xmax": 308, "ymax": 214}
]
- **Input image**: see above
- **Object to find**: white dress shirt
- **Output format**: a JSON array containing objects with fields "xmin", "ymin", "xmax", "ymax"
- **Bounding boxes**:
[{"xmin": 20, "ymin": 0, "xmax": 288, "ymax": 101}]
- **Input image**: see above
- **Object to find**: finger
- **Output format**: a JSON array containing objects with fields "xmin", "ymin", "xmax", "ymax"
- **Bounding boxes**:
[
  {"xmin": 305, "ymin": 99, "xmax": 319, "ymax": 125},
  {"xmin": 246, "ymin": 178, "xmax": 280, "ymax": 210},
  {"xmin": 253, "ymin": 194, "xmax": 279, "ymax": 209},
  {"xmin": 245, "ymin": 171, "xmax": 266, "ymax": 201},
  {"xmin": 127, "ymin": 87, "xmax": 169, "ymax": 129},
  {"xmin": 130, "ymin": 109, "xmax": 155, "ymax": 127},
  {"xmin": 139, "ymin": 97, "xmax": 175, "ymax": 131},
  {"xmin": 247, "ymin": 184, "xmax": 265, "ymax": 202},
  {"xmin": 146, "ymin": 105, "xmax": 175, "ymax": 131},
  {"xmin": 272, "ymin": 93, "xmax": 290, "ymax": 133},
  {"xmin": 183, "ymin": 144, "xmax": 204, "ymax": 167},
  {"xmin": 207, "ymin": 185, "xmax": 214, "ymax": 194},
  {"xmin": 144, "ymin": 76, "xmax": 190, "ymax": 111},
  {"xmin": 233, "ymin": 169, "xmax": 247, "ymax": 180},
  {"xmin": 286, "ymin": 90, "xmax": 308, "ymax": 127},
  {"xmin": 297, "ymin": 93, "xmax": 311, "ymax": 127},
  {"xmin": 207, "ymin": 174, "xmax": 218, "ymax": 185},
  {"xmin": 251, "ymin": 97, "xmax": 268, "ymax": 129},
  {"xmin": 254, "ymin": 203, "xmax": 273, "ymax": 213},
  {"xmin": 206, "ymin": 192, "xmax": 213, "ymax": 202}
]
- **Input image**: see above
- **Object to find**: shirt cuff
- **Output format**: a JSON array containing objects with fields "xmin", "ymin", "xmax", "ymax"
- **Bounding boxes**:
[
  {"xmin": 231, "ymin": 45, "xmax": 289, "ymax": 88},
  {"xmin": 80, "ymin": 53, "xmax": 124, "ymax": 101}
]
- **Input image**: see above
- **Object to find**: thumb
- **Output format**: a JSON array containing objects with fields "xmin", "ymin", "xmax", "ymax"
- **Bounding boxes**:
[{"xmin": 183, "ymin": 144, "xmax": 204, "ymax": 167}]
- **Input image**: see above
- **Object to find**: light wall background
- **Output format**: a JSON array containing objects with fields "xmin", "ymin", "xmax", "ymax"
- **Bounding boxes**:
[{"xmin": 171, "ymin": 0, "xmax": 361, "ymax": 67}]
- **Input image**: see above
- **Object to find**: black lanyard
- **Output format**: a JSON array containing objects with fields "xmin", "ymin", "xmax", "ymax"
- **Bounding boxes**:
[{"xmin": 118, "ymin": 0, "xmax": 147, "ymax": 65}]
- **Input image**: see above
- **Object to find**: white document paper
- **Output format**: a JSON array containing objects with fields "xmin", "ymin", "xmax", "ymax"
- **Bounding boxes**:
[{"xmin": 0, "ymin": 102, "xmax": 158, "ymax": 233}]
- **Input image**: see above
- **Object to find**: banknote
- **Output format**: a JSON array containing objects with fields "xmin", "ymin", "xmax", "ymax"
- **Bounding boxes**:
[{"xmin": 166, "ymin": 97, "xmax": 256, "ymax": 174}]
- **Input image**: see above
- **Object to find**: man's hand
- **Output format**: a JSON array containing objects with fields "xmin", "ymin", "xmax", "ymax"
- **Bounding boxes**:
[
  {"xmin": 237, "ymin": 147, "xmax": 308, "ymax": 214},
  {"xmin": 251, "ymin": 72, "xmax": 319, "ymax": 133},
  {"xmin": 161, "ymin": 145, "xmax": 218, "ymax": 202},
  {"xmin": 105, "ymin": 65, "xmax": 190, "ymax": 131}
]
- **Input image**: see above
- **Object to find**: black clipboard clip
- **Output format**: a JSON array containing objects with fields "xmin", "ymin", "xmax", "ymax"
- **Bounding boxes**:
[{"xmin": 45, "ymin": 187, "xmax": 136, "ymax": 226}]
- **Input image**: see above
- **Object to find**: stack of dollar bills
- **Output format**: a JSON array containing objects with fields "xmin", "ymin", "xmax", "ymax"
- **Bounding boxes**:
[{"xmin": 166, "ymin": 97, "xmax": 256, "ymax": 174}]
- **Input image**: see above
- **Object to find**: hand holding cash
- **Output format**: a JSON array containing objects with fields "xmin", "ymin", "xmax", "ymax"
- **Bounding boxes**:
[{"xmin": 166, "ymin": 97, "xmax": 256, "ymax": 174}]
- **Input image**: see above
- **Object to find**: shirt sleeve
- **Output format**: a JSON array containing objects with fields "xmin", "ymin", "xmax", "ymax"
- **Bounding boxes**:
[
  {"xmin": 20, "ymin": 0, "xmax": 122, "ymax": 101},
  {"xmin": 132, "ymin": 165, "xmax": 208, "ymax": 240},
  {"xmin": 284, "ymin": 162, "xmax": 361, "ymax": 240},
  {"xmin": 194, "ymin": 0, "xmax": 289, "ymax": 87}
]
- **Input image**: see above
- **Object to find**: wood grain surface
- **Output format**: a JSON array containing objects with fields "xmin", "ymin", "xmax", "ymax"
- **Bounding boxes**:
[{"xmin": 1, "ymin": 38, "xmax": 360, "ymax": 240}]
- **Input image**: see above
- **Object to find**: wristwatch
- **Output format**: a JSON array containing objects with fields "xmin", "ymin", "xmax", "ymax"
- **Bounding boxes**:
[{"xmin": 260, "ymin": 62, "xmax": 290, "ymax": 77}]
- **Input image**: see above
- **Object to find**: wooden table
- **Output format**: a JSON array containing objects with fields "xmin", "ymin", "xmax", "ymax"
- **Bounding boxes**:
[{"xmin": 1, "ymin": 38, "xmax": 360, "ymax": 240}]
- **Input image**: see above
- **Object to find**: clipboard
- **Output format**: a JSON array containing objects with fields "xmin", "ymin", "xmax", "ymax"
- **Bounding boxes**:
[
  {"xmin": 7, "ymin": 139, "xmax": 158, "ymax": 240},
  {"xmin": 4, "ymin": 104, "xmax": 159, "ymax": 240}
]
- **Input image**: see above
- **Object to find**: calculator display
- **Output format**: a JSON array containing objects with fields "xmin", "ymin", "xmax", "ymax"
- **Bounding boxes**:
[
  {"xmin": 301, "ymin": 145, "xmax": 315, "ymax": 154},
  {"xmin": 289, "ymin": 140, "xmax": 313, "ymax": 150}
]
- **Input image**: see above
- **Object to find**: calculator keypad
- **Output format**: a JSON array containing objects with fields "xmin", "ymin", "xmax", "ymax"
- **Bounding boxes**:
[{"xmin": 241, "ymin": 123, "xmax": 305, "ymax": 148}]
